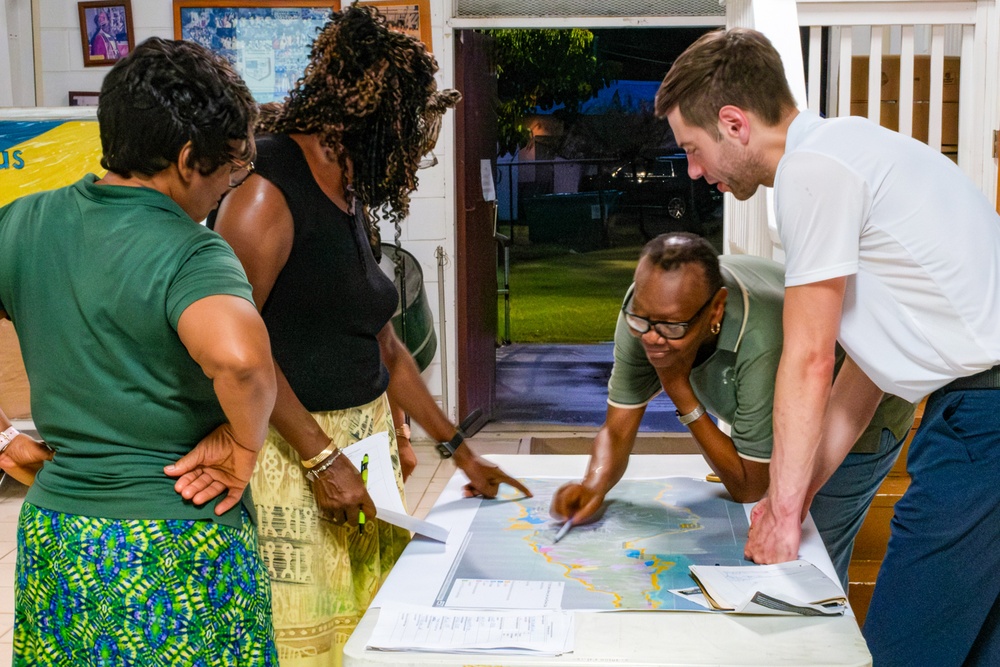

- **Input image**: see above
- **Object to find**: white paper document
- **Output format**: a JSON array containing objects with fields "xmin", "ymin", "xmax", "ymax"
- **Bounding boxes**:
[
  {"xmin": 445, "ymin": 579, "xmax": 565, "ymax": 609},
  {"xmin": 688, "ymin": 559, "xmax": 847, "ymax": 616},
  {"xmin": 341, "ymin": 433, "xmax": 449, "ymax": 542},
  {"xmin": 367, "ymin": 603, "xmax": 575, "ymax": 655}
]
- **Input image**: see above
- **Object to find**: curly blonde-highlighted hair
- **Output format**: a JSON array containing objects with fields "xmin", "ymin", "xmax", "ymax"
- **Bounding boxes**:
[{"xmin": 260, "ymin": 4, "xmax": 460, "ymax": 241}]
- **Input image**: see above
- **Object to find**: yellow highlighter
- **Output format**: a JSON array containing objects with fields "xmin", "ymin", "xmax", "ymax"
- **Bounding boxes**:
[{"xmin": 359, "ymin": 453, "xmax": 369, "ymax": 534}]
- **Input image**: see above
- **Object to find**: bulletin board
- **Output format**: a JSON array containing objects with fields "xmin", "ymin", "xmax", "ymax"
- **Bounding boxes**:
[{"xmin": 173, "ymin": 1, "xmax": 339, "ymax": 103}]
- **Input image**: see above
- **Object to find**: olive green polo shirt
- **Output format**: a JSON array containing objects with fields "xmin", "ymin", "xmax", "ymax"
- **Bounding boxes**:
[
  {"xmin": 608, "ymin": 254, "xmax": 915, "ymax": 460},
  {"xmin": 0, "ymin": 175, "xmax": 256, "ymax": 527}
]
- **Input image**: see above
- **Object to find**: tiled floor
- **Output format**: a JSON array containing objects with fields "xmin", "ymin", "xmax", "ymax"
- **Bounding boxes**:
[{"xmin": 0, "ymin": 426, "xmax": 558, "ymax": 665}]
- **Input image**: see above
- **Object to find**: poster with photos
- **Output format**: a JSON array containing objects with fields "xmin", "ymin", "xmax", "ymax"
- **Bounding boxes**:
[{"xmin": 173, "ymin": 1, "xmax": 339, "ymax": 103}]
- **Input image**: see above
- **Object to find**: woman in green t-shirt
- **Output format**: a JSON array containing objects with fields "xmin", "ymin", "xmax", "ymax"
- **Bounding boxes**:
[{"xmin": 0, "ymin": 38, "xmax": 277, "ymax": 665}]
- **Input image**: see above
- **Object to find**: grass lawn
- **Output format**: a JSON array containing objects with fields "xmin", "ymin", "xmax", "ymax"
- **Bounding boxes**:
[
  {"xmin": 501, "ymin": 242, "xmax": 643, "ymax": 344},
  {"xmin": 496, "ymin": 213, "xmax": 722, "ymax": 344}
]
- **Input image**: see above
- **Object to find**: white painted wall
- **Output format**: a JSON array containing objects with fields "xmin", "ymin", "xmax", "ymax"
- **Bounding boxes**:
[
  {"xmin": 3, "ymin": 0, "xmax": 35, "ymax": 105},
  {"xmin": 5, "ymin": 0, "xmax": 461, "ymax": 422}
]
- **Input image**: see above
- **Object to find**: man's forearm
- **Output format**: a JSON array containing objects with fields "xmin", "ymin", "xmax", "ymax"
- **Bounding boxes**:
[
  {"xmin": 769, "ymin": 279, "xmax": 846, "ymax": 519},
  {"xmin": 769, "ymin": 349, "xmax": 836, "ymax": 518}
]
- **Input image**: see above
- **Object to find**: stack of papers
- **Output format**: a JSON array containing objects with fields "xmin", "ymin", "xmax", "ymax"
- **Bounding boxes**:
[
  {"xmin": 342, "ymin": 433, "xmax": 449, "ymax": 542},
  {"xmin": 688, "ymin": 560, "xmax": 847, "ymax": 616},
  {"xmin": 367, "ymin": 603, "xmax": 575, "ymax": 655}
]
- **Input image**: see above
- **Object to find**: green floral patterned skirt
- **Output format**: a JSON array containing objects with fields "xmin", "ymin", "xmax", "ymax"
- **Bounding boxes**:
[{"xmin": 14, "ymin": 503, "xmax": 277, "ymax": 666}]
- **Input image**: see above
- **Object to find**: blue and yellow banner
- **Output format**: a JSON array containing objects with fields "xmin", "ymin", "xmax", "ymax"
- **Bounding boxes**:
[
  {"xmin": 1, "ymin": 114, "xmax": 106, "ymax": 418},
  {"xmin": 1, "ymin": 119, "xmax": 104, "ymax": 207}
]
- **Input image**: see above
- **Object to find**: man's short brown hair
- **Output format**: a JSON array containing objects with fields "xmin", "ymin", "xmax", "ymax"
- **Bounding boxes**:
[{"xmin": 655, "ymin": 28, "xmax": 797, "ymax": 134}]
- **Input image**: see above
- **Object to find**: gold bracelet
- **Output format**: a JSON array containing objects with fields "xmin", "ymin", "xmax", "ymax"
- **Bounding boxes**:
[
  {"xmin": 395, "ymin": 424, "xmax": 411, "ymax": 440},
  {"xmin": 305, "ymin": 448, "xmax": 343, "ymax": 481},
  {"xmin": 301, "ymin": 441, "xmax": 338, "ymax": 469}
]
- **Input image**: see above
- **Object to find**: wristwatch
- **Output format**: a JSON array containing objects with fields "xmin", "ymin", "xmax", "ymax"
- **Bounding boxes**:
[
  {"xmin": 676, "ymin": 403, "xmax": 707, "ymax": 427},
  {"xmin": 436, "ymin": 408, "xmax": 482, "ymax": 459},
  {"xmin": 436, "ymin": 430, "xmax": 464, "ymax": 459}
]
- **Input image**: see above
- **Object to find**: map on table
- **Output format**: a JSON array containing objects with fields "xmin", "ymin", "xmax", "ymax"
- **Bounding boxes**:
[{"xmin": 434, "ymin": 477, "xmax": 751, "ymax": 611}]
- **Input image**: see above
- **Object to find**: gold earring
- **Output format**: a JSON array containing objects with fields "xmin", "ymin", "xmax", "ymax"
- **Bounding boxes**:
[{"xmin": 710, "ymin": 322, "xmax": 721, "ymax": 335}]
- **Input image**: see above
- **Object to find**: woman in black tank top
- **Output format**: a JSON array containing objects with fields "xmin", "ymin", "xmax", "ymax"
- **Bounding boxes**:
[{"xmin": 213, "ymin": 6, "xmax": 531, "ymax": 663}]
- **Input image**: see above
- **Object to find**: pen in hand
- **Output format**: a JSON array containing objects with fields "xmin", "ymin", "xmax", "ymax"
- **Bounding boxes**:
[
  {"xmin": 359, "ymin": 453, "xmax": 369, "ymax": 534},
  {"xmin": 553, "ymin": 518, "xmax": 574, "ymax": 544}
]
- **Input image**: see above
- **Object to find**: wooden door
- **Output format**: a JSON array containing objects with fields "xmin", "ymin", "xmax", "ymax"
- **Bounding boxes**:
[{"xmin": 454, "ymin": 29, "xmax": 498, "ymax": 431}]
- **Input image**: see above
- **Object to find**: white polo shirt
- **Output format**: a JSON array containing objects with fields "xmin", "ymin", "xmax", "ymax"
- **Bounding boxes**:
[{"xmin": 774, "ymin": 110, "xmax": 1000, "ymax": 402}]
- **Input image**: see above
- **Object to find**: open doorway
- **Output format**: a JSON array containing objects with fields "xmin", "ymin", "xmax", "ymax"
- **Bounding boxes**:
[{"xmin": 454, "ymin": 26, "xmax": 723, "ymax": 430}]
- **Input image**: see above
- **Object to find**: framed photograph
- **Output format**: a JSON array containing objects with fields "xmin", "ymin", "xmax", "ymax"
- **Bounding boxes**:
[
  {"xmin": 68, "ymin": 91, "xmax": 101, "ymax": 106},
  {"xmin": 78, "ymin": 0, "xmax": 134, "ymax": 67},
  {"xmin": 173, "ymin": 1, "xmax": 340, "ymax": 104},
  {"xmin": 357, "ymin": 0, "xmax": 431, "ymax": 51}
]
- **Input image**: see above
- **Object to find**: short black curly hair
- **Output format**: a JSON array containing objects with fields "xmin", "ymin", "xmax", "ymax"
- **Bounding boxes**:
[
  {"xmin": 640, "ymin": 232, "xmax": 724, "ymax": 296},
  {"xmin": 260, "ymin": 4, "xmax": 460, "ymax": 237},
  {"xmin": 98, "ymin": 36, "xmax": 257, "ymax": 178}
]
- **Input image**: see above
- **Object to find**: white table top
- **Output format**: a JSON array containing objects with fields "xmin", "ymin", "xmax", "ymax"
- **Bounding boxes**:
[{"xmin": 343, "ymin": 455, "xmax": 872, "ymax": 667}]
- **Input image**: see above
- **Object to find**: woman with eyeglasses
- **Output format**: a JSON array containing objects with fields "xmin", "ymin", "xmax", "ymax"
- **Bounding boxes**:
[{"xmin": 550, "ymin": 232, "xmax": 915, "ymax": 590}]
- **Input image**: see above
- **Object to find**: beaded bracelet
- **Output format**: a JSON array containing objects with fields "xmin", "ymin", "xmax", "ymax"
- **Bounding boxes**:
[{"xmin": 305, "ymin": 448, "xmax": 343, "ymax": 482}]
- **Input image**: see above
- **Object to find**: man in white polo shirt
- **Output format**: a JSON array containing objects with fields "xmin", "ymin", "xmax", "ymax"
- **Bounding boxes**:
[{"xmin": 656, "ymin": 28, "xmax": 1000, "ymax": 667}]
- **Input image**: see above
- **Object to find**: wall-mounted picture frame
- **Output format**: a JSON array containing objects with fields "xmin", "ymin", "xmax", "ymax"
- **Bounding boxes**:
[
  {"xmin": 68, "ymin": 91, "xmax": 101, "ymax": 107},
  {"xmin": 357, "ymin": 0, "xmax": 431, "ymax": 52},
  {"xmin": 173, "ymin": 1, "xmax": 339, "ymax": 104},
  {"xmin": 78, "ymin": 0, "xmax": 134, "ymax": 67}
]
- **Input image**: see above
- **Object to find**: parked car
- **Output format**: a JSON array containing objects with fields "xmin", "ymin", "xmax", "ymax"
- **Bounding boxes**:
[{"xmin": 582, "ymin": 153, "xmax": 723, "ymax": 239}]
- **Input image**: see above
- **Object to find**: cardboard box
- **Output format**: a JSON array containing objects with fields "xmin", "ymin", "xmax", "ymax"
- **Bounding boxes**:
[
  {"xmin": 851, "ymin": 55, "xmax": 960, "ymax": 103},
  {"xmin": 851, "ymin": 56, "xmax": 900, "ymax": 102},
  {"xmin": 912, "ymin": 101, "xmax": 959, "ymax": 145},
  {"xmin": 917, "ymin": 56, "xmax": 960, "ymax": 103},
  {"xmin": 0, "ymin": 321, "xmax": 31, "ymax": 419}
]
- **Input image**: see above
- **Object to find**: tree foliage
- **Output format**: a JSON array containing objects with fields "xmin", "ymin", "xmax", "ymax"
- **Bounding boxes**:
[
  {"xmin": 486, "ymin": 29, "xmax": 618, "ymax": 154},
  {"xmin": 559, "ymin": 104, "xmax": 675, "ymax": 161}
]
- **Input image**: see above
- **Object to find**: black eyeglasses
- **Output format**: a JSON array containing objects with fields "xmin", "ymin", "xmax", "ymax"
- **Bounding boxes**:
[
  {"xmin": 622, "ymin": 289, "xmax": 718, "ymax": 340},
  {"xmin": 228, "ymin": 160, "xmax": 255, "ymax": 188}
]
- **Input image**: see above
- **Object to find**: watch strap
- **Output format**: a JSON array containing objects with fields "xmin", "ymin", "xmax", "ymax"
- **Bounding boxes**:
[
  {"xmin": 436, "ymin": 408, "xmax": 482, "ymax": 459},
  {"xmin": 436, "ymin": 430, "xmax": 464, "ymax": 459},
  {"xmin": 676, "ymin": 404, "xmax": 707, "ymax": 427},
  {"xmin": 0, "ymin": 426, "xmax": 19, "ymax": 454}
]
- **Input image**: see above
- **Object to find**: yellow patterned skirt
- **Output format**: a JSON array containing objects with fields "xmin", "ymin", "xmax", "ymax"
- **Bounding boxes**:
[{"xmin": 251, "ymin": 393, "xmax": 411, "ymax": 667}]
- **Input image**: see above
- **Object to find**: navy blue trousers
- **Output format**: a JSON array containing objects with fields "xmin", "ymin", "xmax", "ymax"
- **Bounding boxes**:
[
  {"xmin": 811, "ymin": 427, "xmax": 906, "ymax": 591},
  {"xmin": 863, "ymin": 388, "xmax": 1000, "ymax": 667}
]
